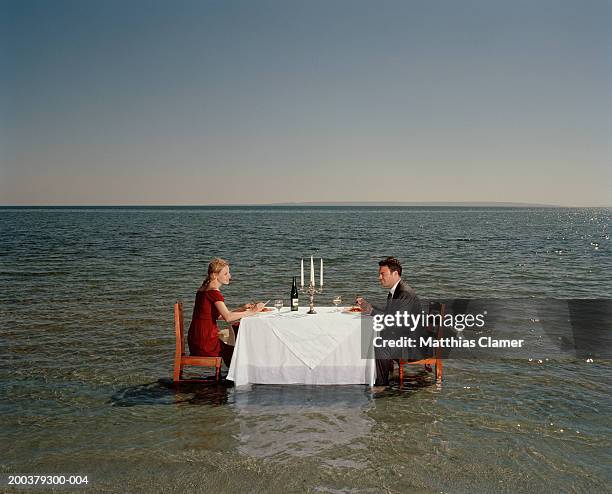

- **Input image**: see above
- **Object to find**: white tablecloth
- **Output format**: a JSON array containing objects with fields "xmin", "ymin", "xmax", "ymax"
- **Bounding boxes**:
[{"xmin": 227, "ymin": 307, "xmax": 375, "ymax": 386}]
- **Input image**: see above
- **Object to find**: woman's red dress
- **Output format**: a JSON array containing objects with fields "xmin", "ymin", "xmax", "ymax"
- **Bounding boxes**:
[{"xmin": 187, "ymin": 289, "xmax": 224, "ymax": 356}]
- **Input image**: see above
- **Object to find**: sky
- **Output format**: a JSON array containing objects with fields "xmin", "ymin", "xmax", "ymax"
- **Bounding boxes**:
[{"xmin": 1, "ymin": 0, "xmax": 610, "ymax": 206}]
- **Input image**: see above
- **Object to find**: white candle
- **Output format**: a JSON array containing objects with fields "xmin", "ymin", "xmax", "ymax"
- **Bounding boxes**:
[
  {"xmin": 310, "ymin": 256, "xmax": 315, "ymax": 285},
  {"xmin": 320, "ymin": 258, "xmax": 323, "ymax": 287},
  {"xmin": 300, "ymin": 258, "xmax": 304, "ymax": 288}
]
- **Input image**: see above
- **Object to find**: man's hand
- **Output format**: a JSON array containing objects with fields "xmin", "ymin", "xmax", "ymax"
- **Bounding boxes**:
[{"xmin": 355, "ymin": 297, "xmax": 373, "ymax": 314}]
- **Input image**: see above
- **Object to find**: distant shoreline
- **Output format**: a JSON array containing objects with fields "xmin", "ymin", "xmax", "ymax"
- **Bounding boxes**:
[{"xmin": 272, "ymin": 201, "xmax": 563, "ymax": 207}]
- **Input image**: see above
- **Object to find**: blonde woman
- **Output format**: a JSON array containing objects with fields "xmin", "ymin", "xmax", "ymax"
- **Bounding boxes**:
[{"xmin": 188, "ymin": 258, "xmax": 264, "ymax": 366}]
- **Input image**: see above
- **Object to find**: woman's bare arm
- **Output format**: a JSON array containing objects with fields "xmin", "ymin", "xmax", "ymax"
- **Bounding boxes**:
[{"xmin": 215, "ymin": 301, "xmax": 263, "ymax": 323}]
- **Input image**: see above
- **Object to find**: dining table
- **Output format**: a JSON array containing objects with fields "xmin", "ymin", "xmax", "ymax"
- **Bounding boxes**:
[{"xmin": 227, "ymin": 306, "xmax": 376, "ymax": 386}]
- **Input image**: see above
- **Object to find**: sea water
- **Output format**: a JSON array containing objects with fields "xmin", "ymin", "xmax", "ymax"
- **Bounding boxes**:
[{"xmin": 1, "ymin": 207, "xmax": 610, "ymax": 492}]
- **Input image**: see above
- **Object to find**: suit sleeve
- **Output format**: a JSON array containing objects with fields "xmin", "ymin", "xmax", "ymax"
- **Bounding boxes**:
[{"xmin": 370, "ymin": 303, "xmax": 386, "ymax": 316}]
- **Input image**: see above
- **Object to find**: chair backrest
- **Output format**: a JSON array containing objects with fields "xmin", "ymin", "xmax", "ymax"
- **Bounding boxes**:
[{"xmin": 174, "ymin": 301, "xmax": 186, "ymax": 357}]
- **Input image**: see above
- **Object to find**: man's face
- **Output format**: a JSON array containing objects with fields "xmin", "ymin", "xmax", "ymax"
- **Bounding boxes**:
[{"xmin": 378, "ymin": 266, "xmax": 400, "ymax": 289}]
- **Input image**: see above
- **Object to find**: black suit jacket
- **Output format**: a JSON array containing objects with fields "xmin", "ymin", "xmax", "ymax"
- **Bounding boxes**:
[
  {"xmin": 371, "ymin": 280, "xmax": 420, "ymax": 316},
  {"xmin": 371, "ymin": 280, "xmax": 426, "ymax": 359}
]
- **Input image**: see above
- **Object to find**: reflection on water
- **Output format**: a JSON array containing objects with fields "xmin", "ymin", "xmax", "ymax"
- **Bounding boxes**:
[
  {"xmin": 231, "ymin": 385, "xmax": 374, "ymax": 465},
  {"xmin": 110, "ymin": 379, "xmax": 234, "ymax": 407}
]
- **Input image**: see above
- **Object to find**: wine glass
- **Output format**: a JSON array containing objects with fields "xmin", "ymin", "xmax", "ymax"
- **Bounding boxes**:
[
  {"xmin": 332, "ymin": 295, "xmax": 342, "ymax": 311},
  {"xmin": 274, "ymin": 299, "xmax": 284, "ymax": 313}
]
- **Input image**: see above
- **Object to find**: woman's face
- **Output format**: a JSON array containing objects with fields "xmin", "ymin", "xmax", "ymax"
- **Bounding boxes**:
[{"xmin": 215, "ymin": 266, "xmax": 231, "ymax": 285}]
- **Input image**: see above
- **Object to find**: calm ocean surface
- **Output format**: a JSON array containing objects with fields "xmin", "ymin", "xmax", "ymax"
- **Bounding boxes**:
[{"xmin": 1, "ymin": 207, "xmax": 610, "ymax": 493}]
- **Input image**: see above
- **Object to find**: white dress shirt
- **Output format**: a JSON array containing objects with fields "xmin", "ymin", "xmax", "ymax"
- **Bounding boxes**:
[{"xmin": 388, "ymin": 279, "xmax": 401, "ymax": 299}]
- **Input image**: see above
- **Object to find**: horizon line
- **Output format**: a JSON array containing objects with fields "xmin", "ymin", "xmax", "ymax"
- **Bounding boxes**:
[{"xmin": 1, "ymin": 201, "xmax": 610, "ymax": 208}]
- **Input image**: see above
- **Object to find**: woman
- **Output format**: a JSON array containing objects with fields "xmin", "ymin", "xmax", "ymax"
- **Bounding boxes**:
[{"xmin": 188, "ymin": 258, "xmax": 263, "ymax": 367}]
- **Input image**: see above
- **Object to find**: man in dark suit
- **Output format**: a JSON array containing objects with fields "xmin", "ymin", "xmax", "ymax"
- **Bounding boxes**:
[{"xmin": 357, "ymin": 257, "xmax": 423, "ymax": 389}]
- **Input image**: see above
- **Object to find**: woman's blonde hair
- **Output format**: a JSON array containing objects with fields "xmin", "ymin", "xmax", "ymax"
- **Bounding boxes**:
[{"xmin": 202, "ymin": 257, "xmax": 229, "ymax": 288}]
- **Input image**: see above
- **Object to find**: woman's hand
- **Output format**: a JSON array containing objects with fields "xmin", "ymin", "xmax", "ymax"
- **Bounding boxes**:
[{"xmin": 244, "ymin": 302, "xmax": 265, "ymax": 315}]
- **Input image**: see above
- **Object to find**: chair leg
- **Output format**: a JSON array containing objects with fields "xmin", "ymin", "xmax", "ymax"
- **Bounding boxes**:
[
  {"xmin": 398, "ymin": 362, "xmax": 404, "ymax": 388},
  {"xmin": 173, "ymin": 359, "xmax": 182, "ymax": 382},
  {"xmin": 435, "ymin": 360, "xmax": 443, "ymax": 383},
  {"xmin": 215, "ymin": 361, "xmax": 221, "ymax": 381}
]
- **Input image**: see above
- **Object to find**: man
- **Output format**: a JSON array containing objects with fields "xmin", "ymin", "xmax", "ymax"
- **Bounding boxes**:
[{"xmin": 357, "ymin": 257, "xmax": 423, "ymax": 389}]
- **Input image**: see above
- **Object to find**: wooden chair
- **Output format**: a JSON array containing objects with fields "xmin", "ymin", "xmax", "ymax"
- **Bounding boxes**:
[
  {"xmin": 173, "ymin": 301, "xmax": 222, "ymax": 382},
  {"xmin": 399, "ymin": 302, "xmax": 446, "ymax": 386}
]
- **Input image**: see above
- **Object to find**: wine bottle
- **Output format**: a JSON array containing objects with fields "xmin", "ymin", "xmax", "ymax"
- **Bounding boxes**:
[{"xmin": 291, "ymin": 276, "xmax": 299, "ymax": 311}]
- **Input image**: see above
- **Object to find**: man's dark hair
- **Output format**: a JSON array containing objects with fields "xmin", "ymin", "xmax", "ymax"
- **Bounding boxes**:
[{"xmin": 379, "ymin": 256, "xmax": 402, "ymax": 276}]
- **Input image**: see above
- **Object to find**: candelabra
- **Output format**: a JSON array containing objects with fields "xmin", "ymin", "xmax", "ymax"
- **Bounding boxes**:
[{"xmin": 305, "ymin": 281, "xmax": 322, "ymax": 314}]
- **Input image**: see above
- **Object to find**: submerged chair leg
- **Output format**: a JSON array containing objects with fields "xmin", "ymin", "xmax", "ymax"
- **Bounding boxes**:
[
  {"xmin": 173, "ymin": 360, "xmax": 182, "ymax": 382},
  {"xmin": 435, "ymin": 360, "xmax": 443, "ymax": 383}
]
